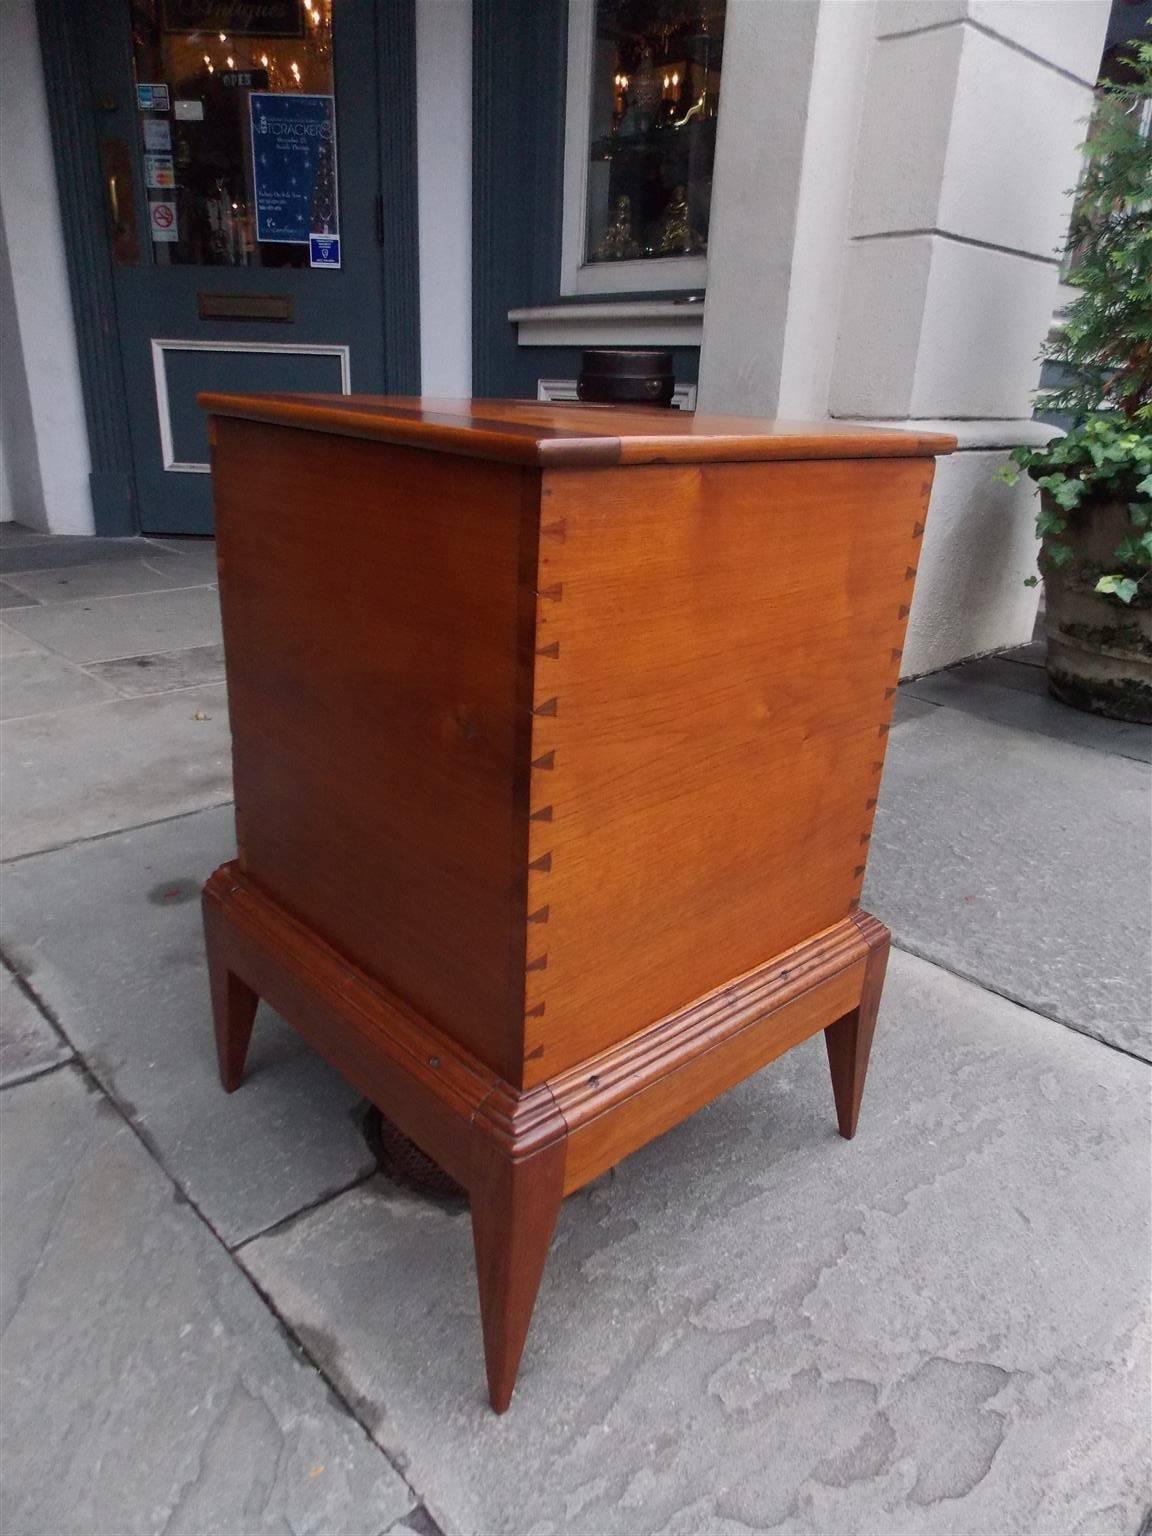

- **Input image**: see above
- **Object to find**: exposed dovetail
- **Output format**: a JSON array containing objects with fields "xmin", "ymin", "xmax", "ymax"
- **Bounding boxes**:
[
  {"xmin": 527, "ymin": 905, "xmax": 550, "ymax": 924},
  {"xmin": 536, "ymin": 583, "xmax": 563, "ymax": 601},
  {"xmin": 860, "ymin": 832, "xmax": 871, "ymax": 845},
  {"xmin": 528, "ymin": 852, "xmax": 553, "ymax": 873},
  {"xmin": 536, "ymin": 641, "xmax": 560, "ymax": 659},
  {"xmin": 853, "ymin": 864, "xmax": 866, "ymax": 878},
  {"xmin": 541, "ymin": 521, "xmax": 567, "ymax": 541},
  {"xmin": 525, "ymin": 954, "xmax": 548, "ymax": 973},
  {"xmin": 905, "ymin": 566, "xmax": 917, "ymax": 581},
  {"xmin": 897, "ymin": 604, "xmax": 910, "ymax": 620},
  {"xmin": 531, "ymin": 750, "xmax": 556, "ymax": 771},
  {"xmin": 884, "ymin": 686, "xmax": 896, "ymax": 699},
  {"xmin": 525, "ymin": 1007, "xmax": 546, "ymax": 1023},
  {"xmin": 533, "ymin": 697, "xmax": 558, "ymax": 717},
  {"xmin": 529, "ymin": 805, "xmax": 554, "ymax": 823},
  {"xmin": 878, "ymin": 723, "xmax": 890, "ymax": 736},
  {"xmin": 866, "ymin": 796, "xmax": 878, "ymax": 809},
  {"xmin": 525, "ymin": 1039, "xmax": 545, "ymax": 1054},
  {"xmin": 872, "ymin": 761, "xmax": 884, "ymax": 773},
  {"xmin": 913, "ymin": 520, "xmax": 925, "ymax": 538},
  {"xmin": 890, "ymin": 648, "xmax": 903, "ymax": 662}
]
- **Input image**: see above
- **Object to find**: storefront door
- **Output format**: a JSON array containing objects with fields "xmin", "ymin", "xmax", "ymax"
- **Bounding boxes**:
[{"xmin": 83, "ymin": 0, "xmax": 398, "ymax": 534}]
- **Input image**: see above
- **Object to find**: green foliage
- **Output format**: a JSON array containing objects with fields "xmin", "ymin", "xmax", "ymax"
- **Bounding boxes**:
[
  {"xmin": 1000, "ymin": 37, "xmax": 1152, "ymax": 604},
  {"xmin": 1040, "ymin": 39, "xmax": 1152, "ymax": 424}
]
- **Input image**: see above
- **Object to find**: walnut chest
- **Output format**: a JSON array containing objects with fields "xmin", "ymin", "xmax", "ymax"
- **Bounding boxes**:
[{"xmin": 199, "ymin": 394, "xmax": 954, "ymax": 1411}]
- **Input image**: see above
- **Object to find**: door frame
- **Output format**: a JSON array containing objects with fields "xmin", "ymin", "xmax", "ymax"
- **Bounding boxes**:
[{"xmin": 36, "ymin": 0, "xmax": 420, "ymax": 536}]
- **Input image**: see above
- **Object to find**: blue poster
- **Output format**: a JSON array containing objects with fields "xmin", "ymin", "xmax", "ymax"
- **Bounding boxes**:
[{"xmin": 249, "ymin": 92, "xmax": 339, "ymax": 246}]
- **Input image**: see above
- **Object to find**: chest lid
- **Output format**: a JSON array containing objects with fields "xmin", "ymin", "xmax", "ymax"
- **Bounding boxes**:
[{"xmin": 200, "ymin": 393, "xmax": 956, "ymax": 468}]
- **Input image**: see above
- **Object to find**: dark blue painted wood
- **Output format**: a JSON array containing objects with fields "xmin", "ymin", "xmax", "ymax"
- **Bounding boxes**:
[
  {"xmin": 377, "ymin": 0, "xmax": 421, "ymax": 395},
  {"xmin": 472, "ymin": 0, "xmax": 569, "ymax": 398},
  {"xmin": 471, "ymin": 2, "xmax": 703, "ymax": 400},
  {"xmin": 42, "ymin": 0, "xmax": 418, "ymax": 535},
  {"xmin": 36, "ymin": 0, "xmax": 137, "ymax": 533}
]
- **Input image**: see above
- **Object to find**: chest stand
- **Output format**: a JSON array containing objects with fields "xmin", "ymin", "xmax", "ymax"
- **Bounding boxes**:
[{"xmin": 204, "ymin": 864, "xmax": 889, "ymax": 1413}]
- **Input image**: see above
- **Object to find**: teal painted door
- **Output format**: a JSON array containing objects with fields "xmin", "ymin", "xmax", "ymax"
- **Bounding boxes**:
[{"xmin": 86, "ymin": 0, "xmax": 393, "ymax": 534}]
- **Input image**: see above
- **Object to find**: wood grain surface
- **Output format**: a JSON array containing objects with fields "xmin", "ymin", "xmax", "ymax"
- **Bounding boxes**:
[
  {"xmin": 204, "ymin": 396, "xmax": 949, "ymax": 1411},
  {"xmin": 211, "ymin": 416, "xmax": 540, "ymax": 1081},
  {"xmin": 520, "ymin": 455, "xmax": 933, "ymax": 1083},
  {"xmin": 200, "ymin": 393, "xmax": 957, "ymax": 467}
]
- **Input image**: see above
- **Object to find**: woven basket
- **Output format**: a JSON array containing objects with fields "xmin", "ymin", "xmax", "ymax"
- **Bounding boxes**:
[{"xmin": 363, "ymin": 1105, "xmax": 466, "ymax": 1204}]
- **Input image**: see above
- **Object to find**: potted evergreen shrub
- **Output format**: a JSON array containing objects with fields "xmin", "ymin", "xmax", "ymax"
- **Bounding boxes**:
[{"xmin": 1001, "ymin": 39, "xmax": 1151, "ymax": 723}]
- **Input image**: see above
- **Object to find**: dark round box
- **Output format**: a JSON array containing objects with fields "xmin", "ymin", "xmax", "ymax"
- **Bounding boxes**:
[{"xmin": 576, "ymin": 348, "xmax": 676, "ymax": 408}]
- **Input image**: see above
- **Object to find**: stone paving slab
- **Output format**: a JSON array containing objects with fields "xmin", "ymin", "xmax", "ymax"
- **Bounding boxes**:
[
  {"xmin": 240, "ymin": 949, "xmax": 1151, "ymax": 1536},
  {"xmin": 146, "ymin": 542, "xmax": 222, "ymax": 583},
  {"xmin": 0, "ymin": 536, "xmax": 177, "ymax": 573},
  {"xmin": 903, "ymin": 657, "xmax": 1151, "ymax": 763},
  {"xmin": 1, "ymin": 585, "xmax": 222, "ymax": 664},
  {"xmin": 0, "ymin": 522, "xmax": 54, "ymax": 546},
  {"xmin": 1000, "ymin": 641, "xmax": 1046, "ymax": 669},
  {"xmin": 0, "ymin": 650, "xmax": 122, "ymax": 720},
  {"xmin": 3, "ymin": 557, "xmax": 196, "ymax": 603},
  {"xmin": 1, "ymin": 683, "xmax": 232, "ymax": 859},
  {"xmin": 0, "ymin": 805, "xmax": 377, "ymax": 1247},
  {"xmin": 0, "ymin": 1065, "xmax": 413, "ymax": 1536},
  {"xmin": 0, "ymin": 581, "xmax": 37, "ymax": 608},
  {"xmin": 866, "ymin": 708, "xmax": 1152, "ymax": 1060},
  {"xmin": 0, "ymin": 623, "xmax": 44, "ymax": 656},
  {"xmin": 87, "ymin": 641, "xmax": 227, "ymax": 697},
  {"xmin": 0, "ymin": 967, "xmax": 71, "ymax": 1086}
]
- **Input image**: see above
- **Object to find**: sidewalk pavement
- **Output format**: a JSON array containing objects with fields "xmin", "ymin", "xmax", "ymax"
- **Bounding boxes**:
[{"xmin": 1, "ymin": 525, "xmax": 1149, "ymax": 1536}]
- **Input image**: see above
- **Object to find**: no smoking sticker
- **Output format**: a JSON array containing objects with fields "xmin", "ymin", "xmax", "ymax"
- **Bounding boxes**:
[{"xmin": 149, "ymin": 199, "xmax": 178, "ymax": 242}]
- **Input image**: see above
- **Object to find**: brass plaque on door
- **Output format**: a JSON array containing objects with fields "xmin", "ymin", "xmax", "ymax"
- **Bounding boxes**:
[{"xmin": 197, "ymin": 293, "xmax": 293, "ymax": 322}]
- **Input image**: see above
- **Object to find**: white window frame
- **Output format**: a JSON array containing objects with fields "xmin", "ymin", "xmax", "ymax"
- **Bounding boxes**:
[{"xmin": 560, "ymin": 0, "xmax": 708, "ymax": 297}]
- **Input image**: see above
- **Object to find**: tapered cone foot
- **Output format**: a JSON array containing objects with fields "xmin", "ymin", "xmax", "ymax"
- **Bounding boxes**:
[
  {"xmin": 470, "ymin": 1138, "xmax": 565, "ymax": 1413},
  {"xmin": 204, "ymin": 896, "xmax": 259, "ymax": 1092},
  {"xmin": 824, "ymin": 932, "xmax": 889, "ymax": 1139}
]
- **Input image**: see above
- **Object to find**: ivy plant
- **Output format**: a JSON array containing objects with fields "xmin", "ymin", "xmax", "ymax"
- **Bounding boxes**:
[{"xmin": 999, "ymin": 37, "xmax": 1152, "ymax": 604}]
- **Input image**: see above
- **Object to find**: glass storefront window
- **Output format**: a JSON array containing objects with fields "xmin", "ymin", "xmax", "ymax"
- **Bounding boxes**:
[
  {"xmin": 130, "ymin": 0, "xmax": 336, "ymax": 266},
  {"xmin": 584, "ymin": 0, "xmax": 725, "ymax": 267}
]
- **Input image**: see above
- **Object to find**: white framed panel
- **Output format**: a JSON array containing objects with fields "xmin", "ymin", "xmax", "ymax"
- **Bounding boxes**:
[
  {"xmin": 560, "ymin": 0, "xmax": 708, "ymax": 297},
  {"xmin": 150, "ymin": 338, "xmax": 352, "ymax": 473}
]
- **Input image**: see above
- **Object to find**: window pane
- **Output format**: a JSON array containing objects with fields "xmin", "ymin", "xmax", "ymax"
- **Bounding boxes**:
[
  {"xmin": 130, "ymin": 0, "xmax": 336, "ymax": 267},
  {"xmin": 585, "ymin": 0, "xmax": 725, "ymax": 268}
]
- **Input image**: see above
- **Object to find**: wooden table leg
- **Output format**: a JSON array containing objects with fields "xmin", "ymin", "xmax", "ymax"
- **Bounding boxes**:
[
  {"xmin": 824, "ymin": 926, "xmax": 890, "ymax": 1140},
  {"xmin": 470, "ymin": 1135, "xmax": 566, "ymax": 1413},
  {"xmin": 203, "ymin": 895, "xmax": 259, "ymax": 1093}
]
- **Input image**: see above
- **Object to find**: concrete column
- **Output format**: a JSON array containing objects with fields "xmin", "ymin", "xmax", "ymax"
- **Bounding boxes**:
[
  {"xmin": 416, "ymin": 0, "xmax": 472, "ymax": 397},
  {"xmin": 701, "ymin": 0, "xmax": 1112, "ymax": 675},
  {"xmin": 0, "ymin": 0, "xmax": 94, "ymax": 533}
]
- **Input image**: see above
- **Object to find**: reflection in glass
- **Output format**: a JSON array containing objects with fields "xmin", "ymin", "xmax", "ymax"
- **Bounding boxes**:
[
  {"xmin": 585, "ymin": 0, "xmax": 725, "ymax": 267},
  {"xmin": 130, "ymin": 0, "xmax": 335, "ymax": 266}
]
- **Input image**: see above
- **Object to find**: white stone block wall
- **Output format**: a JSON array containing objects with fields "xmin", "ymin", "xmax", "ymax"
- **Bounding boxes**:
[
  {"xmin": 700, "ymin": 0, "xmax": 1113, "ymax": 676},
  {"xmin": 0, "ymin": 0, "xmax": 94, "ymax": 533}
]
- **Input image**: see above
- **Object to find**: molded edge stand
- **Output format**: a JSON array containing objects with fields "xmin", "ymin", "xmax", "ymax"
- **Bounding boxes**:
[{"xmin": 203, "ymin": 861, "xmax": 888, "ymax": 1412}]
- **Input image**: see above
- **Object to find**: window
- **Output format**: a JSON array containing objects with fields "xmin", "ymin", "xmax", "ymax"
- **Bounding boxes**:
[
  {"xmin": 130, "ymin": 0, "xmax": 336, "ymax": 267},
  {"xmin": 561, "ymin": 0, "xmax": 726, "ymax": 296}
]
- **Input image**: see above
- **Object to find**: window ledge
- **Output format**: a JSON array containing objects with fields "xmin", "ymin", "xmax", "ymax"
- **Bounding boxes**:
[{"xmin": 507, "ymin": 300, "xmax": 705, "ymax": 349}]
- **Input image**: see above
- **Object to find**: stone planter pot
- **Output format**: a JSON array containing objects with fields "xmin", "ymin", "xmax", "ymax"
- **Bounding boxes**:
[{"xmin": 1042, "ymin": 493, "xmax": 1152, "ymax": 724}]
